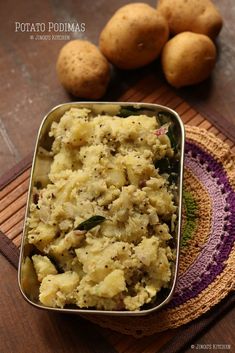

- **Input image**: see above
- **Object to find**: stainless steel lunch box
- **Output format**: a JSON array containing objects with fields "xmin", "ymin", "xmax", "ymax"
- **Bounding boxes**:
[{"xmin": 18, "ymin": 102, "xmax": 185, "ymax": 316}]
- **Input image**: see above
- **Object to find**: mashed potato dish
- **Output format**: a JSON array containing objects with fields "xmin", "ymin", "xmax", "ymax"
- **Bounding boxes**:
[{"xmin": 25, "ymin": 107, "xmax": 177, "ymax": 311}]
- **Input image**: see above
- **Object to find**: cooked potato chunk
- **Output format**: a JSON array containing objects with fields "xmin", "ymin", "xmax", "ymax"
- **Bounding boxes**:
[
  {"xmin": 94, "ymin": 270, "xmax": 126, "ymax": 298},
  {"xmin": 32, "ymin": 255, "xmax": 57, "ymax": 282},
  {"xmin": 39, "ymin": 271, "xmax": 79, "ymax": 308},
  {"xmin": 21, "ymin": 257, "xmax": 39, "ymax": 301}
]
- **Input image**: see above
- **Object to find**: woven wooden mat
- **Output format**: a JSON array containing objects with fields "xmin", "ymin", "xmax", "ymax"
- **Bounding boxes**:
[{"xmin": 0, "ymin": 76, "xmax": 235, "ymax": 352}]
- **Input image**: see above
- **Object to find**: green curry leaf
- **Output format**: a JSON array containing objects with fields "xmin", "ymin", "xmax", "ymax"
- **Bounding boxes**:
[
  {"xmin": 155, "ymin": 158, "xmax": 179, "ymax": 183},
  {"xmin": 157, "ymin": 111, "xmax": 178, "ymax": 151},
  {"xmin": 118, "ymin": 106, "xmax": 142, "ymax": 118},
  {"xmin": 75, "ymin": 215, "xmax": 106, "ymax": 231},
  {"xmin": 118, "ymin": 106, "xmax": 155, "ymax": 118}
]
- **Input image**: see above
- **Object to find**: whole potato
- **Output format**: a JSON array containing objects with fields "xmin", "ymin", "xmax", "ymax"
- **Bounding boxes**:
[
  {"xmin": 161, "ymin": 32, "xmax": 216, "ymax": 88},
  {"xmin": 99, "ymin": 3, "xmax": 169, "ymax": 70},
  {"xmin": 157, "ymin": 0, "xmax": 223, "ymax": 39},
  {"xmin": 56, "ymin": 40, "xmax": 110, "ymax": 99}
]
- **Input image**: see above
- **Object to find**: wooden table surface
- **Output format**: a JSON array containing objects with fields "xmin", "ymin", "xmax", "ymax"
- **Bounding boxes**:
[{"xmin": 0, "ymin": 0, "xmax": 234, "ymax": 352}]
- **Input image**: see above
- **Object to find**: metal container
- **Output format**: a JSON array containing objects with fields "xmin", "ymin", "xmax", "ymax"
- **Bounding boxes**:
[{"xmin": 18, "ymin": 102, "xmax": 185, "ymax": 316}]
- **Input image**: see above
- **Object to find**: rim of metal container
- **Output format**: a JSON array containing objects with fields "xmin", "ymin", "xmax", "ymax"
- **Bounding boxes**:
[{"xmin": 18, "ymin": 101, "xmax": 185, "ymax": 316}]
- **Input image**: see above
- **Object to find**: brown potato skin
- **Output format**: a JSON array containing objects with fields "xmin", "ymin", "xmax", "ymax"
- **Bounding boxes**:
[
  {"xmin": 157, "ymin": 0, "xmax": 223, "ymax": 39},
  {"xmin": 161, "ymin": 32, "xmax": 216, "ymax": 88},
  {"xmin": 56, "ymin": 40, "xmax": 110, "ymax": 99},
  {"xmin": 99, "ymin": 3, "xmax": 169, "ymax": 70}
]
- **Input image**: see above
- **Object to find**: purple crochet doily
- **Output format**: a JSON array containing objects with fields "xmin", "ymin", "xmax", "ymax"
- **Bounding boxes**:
[{"xmin": 168, "ymin": 140, "xmax": 235, "ymax": 308}]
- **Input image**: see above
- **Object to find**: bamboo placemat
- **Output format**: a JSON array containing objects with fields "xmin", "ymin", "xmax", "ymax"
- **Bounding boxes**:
[{"xmin": 0, "ymin": 76, "xmax": 235, "ymax": 352}]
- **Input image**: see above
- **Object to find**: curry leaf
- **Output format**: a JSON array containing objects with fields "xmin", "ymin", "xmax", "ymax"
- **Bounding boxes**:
[
  {"xmin": 155, "ymin": 158, "xmax": 171, "ymax": 173},
  {"xmin": 118, "ymin": 106, "xmax": 141, "ymax": 118},
  {"xmin": 155, "ymin": 158, "xmax": 179, "ymax": 183},
  {"xmin": 157, "ymin": 111, "xmax": 178, "ymax": 151},
  {"xmin": 157, "ymin": 111, "xmax": 174, "ymax": 125},
  {"xmin": 118, "ymin": 106, "xmax": 155, "ymax": 118},
  {"xmin": 75, "ymin": 215, "xmax": 106, "ymax": 231}
]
